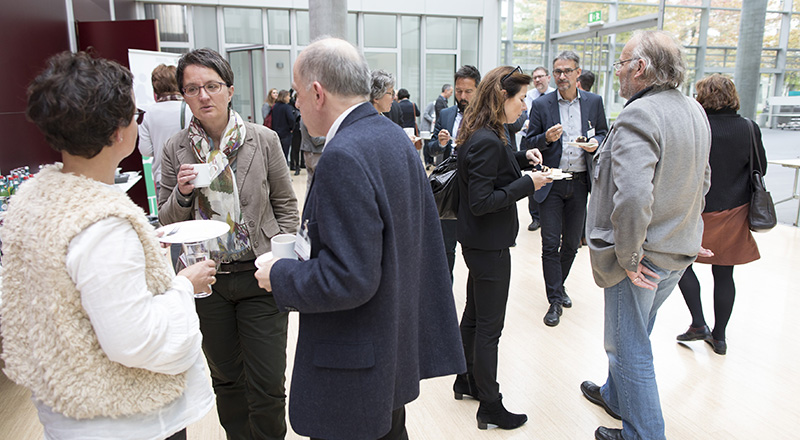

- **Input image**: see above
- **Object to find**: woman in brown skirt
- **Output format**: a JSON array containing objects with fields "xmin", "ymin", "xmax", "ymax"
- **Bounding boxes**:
[{"xmin": 676, "ymin": 74, "xmax": 767, "ymax": 355}]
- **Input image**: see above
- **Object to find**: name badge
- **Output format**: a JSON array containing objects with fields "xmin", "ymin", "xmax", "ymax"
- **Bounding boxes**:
[
  {"xmin": 294, "ymin": 219, "xmax": 312, "ymax": 261},
  {"xmin": 587, "ymin": 127, "xmax": 596, "ymax": 139}
]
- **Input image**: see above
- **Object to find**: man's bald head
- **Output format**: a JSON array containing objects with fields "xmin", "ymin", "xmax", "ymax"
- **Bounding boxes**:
[{"xmin": 294, "ymin": 37, "xmax": 371, "ymax": 99}]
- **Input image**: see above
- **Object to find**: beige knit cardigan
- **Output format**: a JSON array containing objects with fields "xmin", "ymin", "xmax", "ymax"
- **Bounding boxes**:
[{"xmin": 0, "ymin": 165, "xmax": 186, "ymax": 419}]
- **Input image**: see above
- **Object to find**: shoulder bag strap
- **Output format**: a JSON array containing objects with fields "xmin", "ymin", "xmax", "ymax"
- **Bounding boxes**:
[
  {"xmin": 180, "ymin": 101, "xmax": 187, "ymax": 130},
  {"xmin": 746, "ymin": 118, "xmax": 763, "ymax": 175}
]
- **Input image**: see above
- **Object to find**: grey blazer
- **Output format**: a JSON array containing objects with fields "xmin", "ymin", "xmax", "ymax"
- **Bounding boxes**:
[
  {"xmin": 586, "ymin": 87, "xmax": 711, "ymax": 288},
  {"xmin": 158, "ymin": 121, "xmax": 299, "ymax": 257}
]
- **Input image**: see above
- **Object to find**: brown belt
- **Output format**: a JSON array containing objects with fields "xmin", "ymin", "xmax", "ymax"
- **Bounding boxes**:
[{"xmin": 217, "ymin": 259, "xmax": 257, "ymax": 274}]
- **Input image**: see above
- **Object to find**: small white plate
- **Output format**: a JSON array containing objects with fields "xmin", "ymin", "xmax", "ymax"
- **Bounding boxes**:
[
  {"xmin": 156, "ymin": 220, "xmax": 230, "ymax": 244},
  {"xmin": 548, "ymin": 172, "xmax": 572, "ymax": 180},
  {"xmin": 255, "ymin": 251, "xmax": 274, "ymax": 269},
  {"xmin": 565, "ymin": 141, "xmax": 595, "ymax": 148}
]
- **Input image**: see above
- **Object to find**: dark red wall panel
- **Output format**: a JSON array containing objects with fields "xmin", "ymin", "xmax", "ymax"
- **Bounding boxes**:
[{"xmin": 0, "ymin": 0, "xmax": 70, "ymax": 172}]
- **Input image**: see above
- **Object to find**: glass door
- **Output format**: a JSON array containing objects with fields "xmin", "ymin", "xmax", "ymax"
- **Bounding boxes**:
[{"xmin": 227, "ymin": 45, "xmax": 265, "ymax": 124}]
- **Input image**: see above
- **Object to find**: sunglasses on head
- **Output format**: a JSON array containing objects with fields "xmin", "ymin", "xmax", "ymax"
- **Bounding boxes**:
[{"xmin": 134, "ymin": 108, "xmax": 146, "ymax": 125}]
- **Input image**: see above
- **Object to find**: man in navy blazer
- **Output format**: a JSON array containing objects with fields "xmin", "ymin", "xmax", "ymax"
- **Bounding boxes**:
[
  {"xmin": 425, "ymin": 65, "xmax": 481, "ymax": 278},
  {"xmin": 255, "ymin": 38, "xmax": 465, "ymax": 440},
  {"xmin": 522, "ymin": 51, "xmax": 608, "ymax": 327}
]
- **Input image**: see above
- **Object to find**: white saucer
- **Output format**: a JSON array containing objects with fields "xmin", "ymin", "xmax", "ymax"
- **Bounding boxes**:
[
  {"xmin": 255, "ymin": 251, "xmax": 274, "ymax": 269},
  {"xmin": 156, "ymin": 220, "xmax": 230, "ymax": 244}
]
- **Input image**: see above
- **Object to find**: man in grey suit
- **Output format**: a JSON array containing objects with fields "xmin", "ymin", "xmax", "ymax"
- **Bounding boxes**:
[
  {"xmin": 255, "ymin": 37, "xmax": 465, "ymax": 440},
  {"xmin": 579, "ymin": 31, "xmax": 711, "ymax": 440}
]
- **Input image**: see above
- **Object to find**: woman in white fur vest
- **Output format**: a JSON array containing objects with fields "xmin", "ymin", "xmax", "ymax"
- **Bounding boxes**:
[{"xmin": 0, "ymin": 51, "xmax": 217, "ymax": 440}]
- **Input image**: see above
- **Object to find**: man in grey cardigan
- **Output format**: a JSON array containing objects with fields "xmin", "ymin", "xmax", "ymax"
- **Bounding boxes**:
[{"xmin": 579, "ymin": 30, "xmax": 711, "ymax": 440}]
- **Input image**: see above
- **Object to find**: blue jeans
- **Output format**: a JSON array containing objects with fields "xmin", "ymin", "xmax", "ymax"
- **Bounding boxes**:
[{"xmin": 600, "ymin": 258, "xmax": 684, "ymax": 440}]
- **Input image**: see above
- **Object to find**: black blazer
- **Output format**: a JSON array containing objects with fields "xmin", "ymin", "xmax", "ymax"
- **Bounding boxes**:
[
  {"xmin": 271, "ymin": 101, "xmax": 296, "ymax": 140},
  {"xmin": 397, "ymin": 99, "xmax": 419, "ymax": 130},
  {"xmin": 457, "ymin": 127, "xmax": 536, "ymax": 250}
]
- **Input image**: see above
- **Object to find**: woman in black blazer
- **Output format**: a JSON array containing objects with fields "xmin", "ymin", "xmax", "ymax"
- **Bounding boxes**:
[
  {"xmin": 271, "ymin": 89, "xmax": 296, "ymax": 162},
  {"xmin": 676, "ymin": 74, "xmax": 767, "ymax": 356},
  {"xmin": 454, "ymin": 66, "xmax": 549, "ymax": 430}
]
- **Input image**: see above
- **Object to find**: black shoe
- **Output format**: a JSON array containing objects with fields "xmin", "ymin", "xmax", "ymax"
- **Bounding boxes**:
[
  {"xmin": 704, "ymin": 335, "xmax": 727, "ymax": 355},
  {"xmin": 476, "ymin": 395, "xmax": 527, "ymax": 430},
  {"xmin": 453, "ymin": 373, "xmax": 479, "ymax": 400},
  {"xmin": 676, "ymin": 325, "xmax": 711, "ymax": 342},
  {"xmin": 527, "ymin": 220, "xmax": 541, "ymax": 231},
  {"xmin": 426, "ymin": 164, "xmax": 432, "ymax": 170},
  {"xmin": 595, "ymin": 426, "xmax": 624, "ymax": 440},
  {"xmin": 561, "ymin": 290, "xmax": 572, "ymax": 308},
  {"xmin": 543, "ymin": 303, "xmax": 562, "ymax": 327},
  {"xmin": 294, "ymin": 169, "xmax": 301, "ymax": 176},
  {"xmin": 580, "ymin": 381, "xmax": 621, "ymax": 420}
]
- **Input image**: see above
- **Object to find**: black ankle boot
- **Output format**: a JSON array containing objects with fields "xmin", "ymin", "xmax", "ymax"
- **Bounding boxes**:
[
  {"xmin": 476, "ymin": 395, "xmax": 527, "ymax": 430},
  {"xmin": 453, "ymin": 373, "xmax": 478, "ymax": 400}
]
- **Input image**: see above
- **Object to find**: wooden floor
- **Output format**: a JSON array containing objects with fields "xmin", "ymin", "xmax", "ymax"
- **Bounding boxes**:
[{"xmin": 2, "ymin": 169, "xmax": 800, "ymax": 439}]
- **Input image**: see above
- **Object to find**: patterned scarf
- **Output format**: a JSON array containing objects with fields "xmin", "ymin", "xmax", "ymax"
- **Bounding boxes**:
[{"xmin": 187, "ymin": 109, "xmax": 251, "ymax": 261}]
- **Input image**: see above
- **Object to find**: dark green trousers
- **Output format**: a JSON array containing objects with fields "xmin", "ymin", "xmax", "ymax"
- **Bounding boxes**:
[{"xmin": 195, "ymin": 269, "xmax": 288, "ymax": 440}]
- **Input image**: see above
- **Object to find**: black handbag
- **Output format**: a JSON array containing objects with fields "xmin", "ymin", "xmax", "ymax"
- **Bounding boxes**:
[
  {"xmin": 429, "ymin": 155, "xmax": 459, "ymax": 220},
  {"xmin": 746, "ymin": 118, "xmax": 777, "ymax": 232}
]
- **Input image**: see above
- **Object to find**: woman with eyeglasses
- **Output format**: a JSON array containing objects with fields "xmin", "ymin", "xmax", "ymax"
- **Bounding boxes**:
[
  {"xmin": 158, "ymin": 48, "xmax": 299, "ymax": 439},
  {"xmin": 0, "ymin": 51, "xmax": 217, "ymax": 439},
  {"xmin": 454, "ymin": 66, "xmax": 550, "ymax": 430}
]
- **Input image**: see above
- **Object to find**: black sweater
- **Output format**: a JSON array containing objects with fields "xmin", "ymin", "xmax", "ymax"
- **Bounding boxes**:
[{"xmin": 703, "ymin": 108, "xmax": 768, "ymax": 212}]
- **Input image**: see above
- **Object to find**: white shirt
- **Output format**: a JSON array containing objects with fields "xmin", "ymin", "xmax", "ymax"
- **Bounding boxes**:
[
  {"xmin": 325, "ymin": 101, "xmax": 368, "ymax": 146},
  {"xmin": 522, "ymin": 86, "xmax": 555, "ymax": 136},
  {"xmin": 451, "ymin": 111, "xmax": 465, "ymax": 145},
  {"xmin": 34, "ymin": 214, "xmax": 214, "ymax": 440},
  {"xmin": 556, "ymin": 89, "xmax": 586, "ymax": 172},
  {"xmin": 138, "ymin": 100, "xmax": 193, "ymax": 186},
  {"xmin": 524, "ymin": 86, "xmax": 555, "ymax": 115}
]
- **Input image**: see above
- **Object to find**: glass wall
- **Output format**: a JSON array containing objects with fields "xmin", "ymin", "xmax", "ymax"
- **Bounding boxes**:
[
  {"xmin": 502, "ymin": 0, "xmax": 800, "ymax": 122},
  {"xmin": 193, "ymin": 6, "xmax": 218, "ymax": 53},
  {"xmin": 141, "ymin": 4, "xmax": 481, "ymax": 121}
]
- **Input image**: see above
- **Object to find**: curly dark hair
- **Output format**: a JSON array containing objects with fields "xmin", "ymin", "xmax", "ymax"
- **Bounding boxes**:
[{"xmin": 26, "ymin": 51, "xmax": 135, "ymax": 159}]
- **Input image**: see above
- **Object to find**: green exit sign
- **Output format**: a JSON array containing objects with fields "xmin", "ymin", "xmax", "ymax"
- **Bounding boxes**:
[{"xmin": 588, "ymin": 10, "xmax": 602, "ymax": 24}]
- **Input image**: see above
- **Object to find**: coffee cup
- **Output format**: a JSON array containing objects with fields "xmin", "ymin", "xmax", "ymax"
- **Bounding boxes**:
[
  {"xmin": 190, "ymin": 163, "xmax": 212, "ymax": 188},
  {"xmin": 271, "ymin": 234, "xmax": 297, "ymax": 260}
]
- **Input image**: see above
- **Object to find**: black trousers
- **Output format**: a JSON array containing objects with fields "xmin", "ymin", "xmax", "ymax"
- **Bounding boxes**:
[
  {"xmin": 539, "ymin": 173, "xmax": 588, "ymax": 304},
  {"xmin": 290, "ymin": 129, "xmax": 302, "ymax": 170},
  {"xmin": 460, "ymin": 247, "xmax": 511, "ymax": 403},
  {"xmin": 311, "ymin": 406, "xmax": 408, "ymax": 440},
  {"xmin": 195, "ymin": 270, "xmax": 289, "ymax": 440},
  {"xmin": 165, "ymin": 428, "xmax": 186, "ymax": 440},
  {"xmin": 441, "ymin": 219, "xmax": 457, "ymax": 280}
]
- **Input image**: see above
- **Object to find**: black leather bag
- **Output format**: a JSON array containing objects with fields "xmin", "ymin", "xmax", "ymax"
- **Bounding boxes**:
[
  {"xmin": 429, "ymin": 155, "xmax": 459, "ymax": 220},
  {"xmin": 746, "ymin": 119, "xmax": 777, "ymax": 232}
]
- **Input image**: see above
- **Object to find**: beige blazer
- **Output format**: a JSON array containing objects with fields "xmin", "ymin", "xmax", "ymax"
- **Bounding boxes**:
[{"xmin": 158, "ymin": 121, "xmax": 299, "ymax": 257}]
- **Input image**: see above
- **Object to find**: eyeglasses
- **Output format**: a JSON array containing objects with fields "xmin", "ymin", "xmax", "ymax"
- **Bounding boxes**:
[
  {"xmin": 501, "ymin": 66, "xmax": 524, "ymax": 84},
  {"xmin": 613, "ymin": 58, "xmax": 635, "ymax": 72},
  {"xmin": 532, "ymin": 74, "xmax": 548, "ymax": 80},
  {"xmin": 183, "ymin": 81, "xmax": 227, "ymax": 97},
  {"xmin": 135, "ymin": 108, "xmax": 146, "ymax": 125},
  {"xmin": 552, "ymin": 68, "xmax": 576, "ymax": 77}
]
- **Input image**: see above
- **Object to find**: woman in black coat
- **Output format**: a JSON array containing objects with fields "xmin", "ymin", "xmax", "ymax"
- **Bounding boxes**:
[
  {"xmin": 454, "ymin": 66, "xmax": 549, "ymax": 430},
  {"xmin": 676, "ymin": 74, "xmax": 767, "ymax": 355},
  {"xmin": 271, "ymin": 89, "xmax": 295, "ymax": 162}
]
